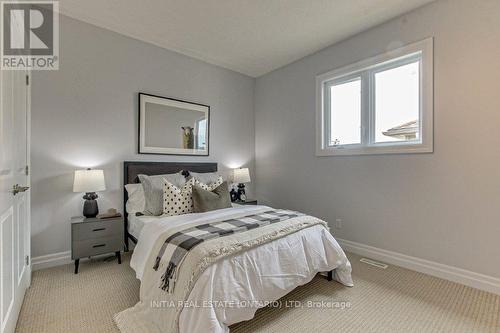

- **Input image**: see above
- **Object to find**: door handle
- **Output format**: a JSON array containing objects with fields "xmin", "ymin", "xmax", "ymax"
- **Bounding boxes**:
[{"xmin": 12, "ymin": 184, "xmax": 29, "ymax": 196}]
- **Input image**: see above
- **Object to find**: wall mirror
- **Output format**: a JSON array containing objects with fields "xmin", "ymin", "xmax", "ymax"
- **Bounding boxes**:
[{"xmin": 139, "ymin": 93, "xmax": 209, "ymax": 155}]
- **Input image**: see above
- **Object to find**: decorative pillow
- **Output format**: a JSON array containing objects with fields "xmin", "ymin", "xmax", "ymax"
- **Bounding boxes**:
[
  {"xmin": 163, "ymin": 176, "xmax": 223, "ymax": 216},
  {"xmin": 138, "ymin": 173, "xmax": 187, "ymax": 216},
  {"xmin": 196, "ymin": 176, "xmax": 223, "ymax": 190},
  {"xmin": 192, "ymin": 181, "xmax": 232, "ymax": 213},
  {"xmin": 124, "ymin": 184, "xmax": 145, "ymax": 214},
  {"xmin": 188, "ymin": 172, "xmax": 224, "ymax": 185}
]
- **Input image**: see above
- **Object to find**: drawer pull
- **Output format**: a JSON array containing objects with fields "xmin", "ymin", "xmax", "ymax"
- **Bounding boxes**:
[
  {"xmin": 92, "ymin": 244, "xmax": 106, "ymax": 248},
  {"xmin": 92, "ymin": 228, "xmax": 106, "ymax": 232}
]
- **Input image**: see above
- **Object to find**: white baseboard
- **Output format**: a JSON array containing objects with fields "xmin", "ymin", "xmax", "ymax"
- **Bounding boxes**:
[
  {"xmin": 32, "ymin": 251, "xmax": 71, "ymax": 271},
  {"xmin": 337, "ymin": 238, "xmax": 500, "ymax": 295}
]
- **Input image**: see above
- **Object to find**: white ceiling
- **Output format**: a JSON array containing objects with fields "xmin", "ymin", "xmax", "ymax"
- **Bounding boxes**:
[{"xmin": 59, "ymin": 0, "xmax": 435, "ymax": 77}]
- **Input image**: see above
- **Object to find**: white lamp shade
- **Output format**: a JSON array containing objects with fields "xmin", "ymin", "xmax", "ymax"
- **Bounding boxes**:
[
  {"xmin": 73, "ymin": 169, "xmax": 106, "ymax": 193},
  {"xmin": 233, "ymin": 168, "xmax": 251, "ymax": 184}
]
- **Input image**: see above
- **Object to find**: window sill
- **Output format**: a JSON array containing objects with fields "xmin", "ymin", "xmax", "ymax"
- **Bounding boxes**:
[{"xmin": 316, "ymin": 143, "xmax": 433, "ymax": 156}]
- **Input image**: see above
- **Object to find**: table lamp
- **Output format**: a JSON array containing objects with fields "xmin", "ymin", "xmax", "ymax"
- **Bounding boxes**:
[
  {"xmin": 73, "ymin": 168, "xmax": 106, "ymax": 218},
  {"xmin": 233, "ymin": 168, "xmax": 251, "ymax": 201}
]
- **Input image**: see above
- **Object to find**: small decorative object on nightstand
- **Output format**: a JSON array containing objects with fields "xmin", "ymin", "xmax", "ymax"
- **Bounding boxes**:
[
  {"xmin": 234, "ymin": 199, "xmax": 257, "ymax": 205},
  {"xmin": 71, "ymin": 215, "xmax": 124, "ymax": 274},
  {"xmin": 233, "ymin": 168, "xmax": 251, "ymax": 202},
  {"xmin": 229, "ymin": 187, "xmax": 239, "ymax": 202},
  {"xmin": 73, "ymin": 169, "xmax": 106, "ymax": 218}
]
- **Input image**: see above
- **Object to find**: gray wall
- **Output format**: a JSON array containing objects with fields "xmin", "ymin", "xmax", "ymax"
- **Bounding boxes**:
[
  {"xmin": 255, "ymin": 0, "xmax": 500, "ymax": 278},
  {"xmin": 31, "ymin": 15, "xmax": 255, "ymax": 258}
]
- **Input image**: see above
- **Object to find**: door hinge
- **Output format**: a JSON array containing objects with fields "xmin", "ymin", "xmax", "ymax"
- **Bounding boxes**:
[
  {"xmin": 26, "ymin": 75, "xmax": 29, "ymax": 86},
  {"xmin": 25, "ymin": 165, "xmax": 29, "ymax": 175},
  {"xmin": 25, "ymin": 255, "xmax": 30, "ymax": 266}
]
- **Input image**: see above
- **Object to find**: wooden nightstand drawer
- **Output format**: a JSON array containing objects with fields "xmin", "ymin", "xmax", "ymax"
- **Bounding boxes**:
[
  {"xmin": 72, "ymin": 219, "xmax": 123, "ymax": 241},
  {"xmin": 72, "ymin": 236, "xmax": 123, "ymax": 259}
]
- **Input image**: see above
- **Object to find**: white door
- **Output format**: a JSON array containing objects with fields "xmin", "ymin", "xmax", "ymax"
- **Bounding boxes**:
[{"xmin": 0, "ymin": 66, "xmax": 31, "ymax": 333}]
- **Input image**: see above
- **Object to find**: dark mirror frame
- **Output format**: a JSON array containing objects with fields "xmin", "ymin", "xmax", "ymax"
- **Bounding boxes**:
[{"xmin": 138, "ymin": 92, "xmax": 210, "ymax": 156}]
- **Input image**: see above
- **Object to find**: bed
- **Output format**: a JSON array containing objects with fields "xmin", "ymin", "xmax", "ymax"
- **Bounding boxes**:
[{"xmin": 116, "ymin": 161, "xmax": 352, "ymax": 333}]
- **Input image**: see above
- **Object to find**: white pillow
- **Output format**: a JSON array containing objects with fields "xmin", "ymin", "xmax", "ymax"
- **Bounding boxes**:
[
  {"xmin": 163, "ymin": 176, "xmax": 223, "ymax": 217},
  {"xmin": 125, "ymin": 183, "xmax": 145, "ymax": 214}
]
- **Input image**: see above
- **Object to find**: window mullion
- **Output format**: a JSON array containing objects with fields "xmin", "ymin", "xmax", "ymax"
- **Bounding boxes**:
[
  {"xmin": 360, "ymin": 71, "xmax": 370, "ymax": 146},
  {"xmin": 367, "ymin": 69, "xmax": 375, "ymax": 146}
]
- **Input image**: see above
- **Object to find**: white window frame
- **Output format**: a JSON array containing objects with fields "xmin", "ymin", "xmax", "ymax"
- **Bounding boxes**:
[{"xmin": 316, "ymin": 37, "xmax": 433, "ymax": 156}]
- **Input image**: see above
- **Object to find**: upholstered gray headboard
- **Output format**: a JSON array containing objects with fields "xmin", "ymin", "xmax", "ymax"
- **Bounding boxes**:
[{"xmin": 124, "ymin": 161, "xmax": 217, "ymax": 184}]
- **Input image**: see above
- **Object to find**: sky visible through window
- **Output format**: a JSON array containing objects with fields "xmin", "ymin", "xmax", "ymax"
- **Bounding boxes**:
[
  {"xmin": 375, "ymin": 61, "xmax": 420, "ymax": 142},
  {"xmin": 329, "ymin": 79, "xmax": 361, "ymax": 145}
]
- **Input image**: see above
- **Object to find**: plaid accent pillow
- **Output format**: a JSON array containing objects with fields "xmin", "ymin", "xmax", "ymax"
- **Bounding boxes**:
[{"xmin": 162, "ymin": 176, "xmax": 223, "ymax": 216}]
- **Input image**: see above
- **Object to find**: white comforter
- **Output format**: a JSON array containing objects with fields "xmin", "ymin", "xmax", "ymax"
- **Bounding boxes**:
[{"xmin": 120, "ymin": 205, "xmax": 353, "ymax": 333}]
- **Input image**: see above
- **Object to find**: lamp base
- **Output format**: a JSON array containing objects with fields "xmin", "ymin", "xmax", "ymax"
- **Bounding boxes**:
[
  {"xmin": 83, "ymin": 192, "xmax": 99, "ymax": 218},
  {"xmin": 237, "ymin": 183, "xmax": 246, "ymax": 202},
  {"xmin": 230, "ymin": 188, "xmax": 238, "ymax": 202}
]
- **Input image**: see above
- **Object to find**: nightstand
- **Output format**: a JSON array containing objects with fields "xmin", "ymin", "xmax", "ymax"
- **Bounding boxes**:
[
  {"xmin": 234, "ymin": 199, "xmax": 258, "ymax": 205},
  {"xmin": 71, "ymin": 216, "xmax": 124, "ymax": 274}
]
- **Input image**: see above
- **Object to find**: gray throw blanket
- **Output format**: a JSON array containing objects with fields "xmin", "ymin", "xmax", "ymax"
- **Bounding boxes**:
[{"xmin": 153, "ymin": 209, "xmax": 303, "ymax": 292}]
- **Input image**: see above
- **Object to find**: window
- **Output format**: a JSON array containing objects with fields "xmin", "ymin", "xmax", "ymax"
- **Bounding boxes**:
[
  {"xmin": 316, "ymin": 38, "xmax": 433, "ymax": 156},
  {"xmin": 195, "ymin": 117, "xmax": 207, "ymax": 149}
]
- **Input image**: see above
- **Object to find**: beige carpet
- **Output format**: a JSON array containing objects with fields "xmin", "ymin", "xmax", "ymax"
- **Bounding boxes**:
[{"xmin": 16, "ymin": 252, "xmax": 500, "ymax": 333}]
